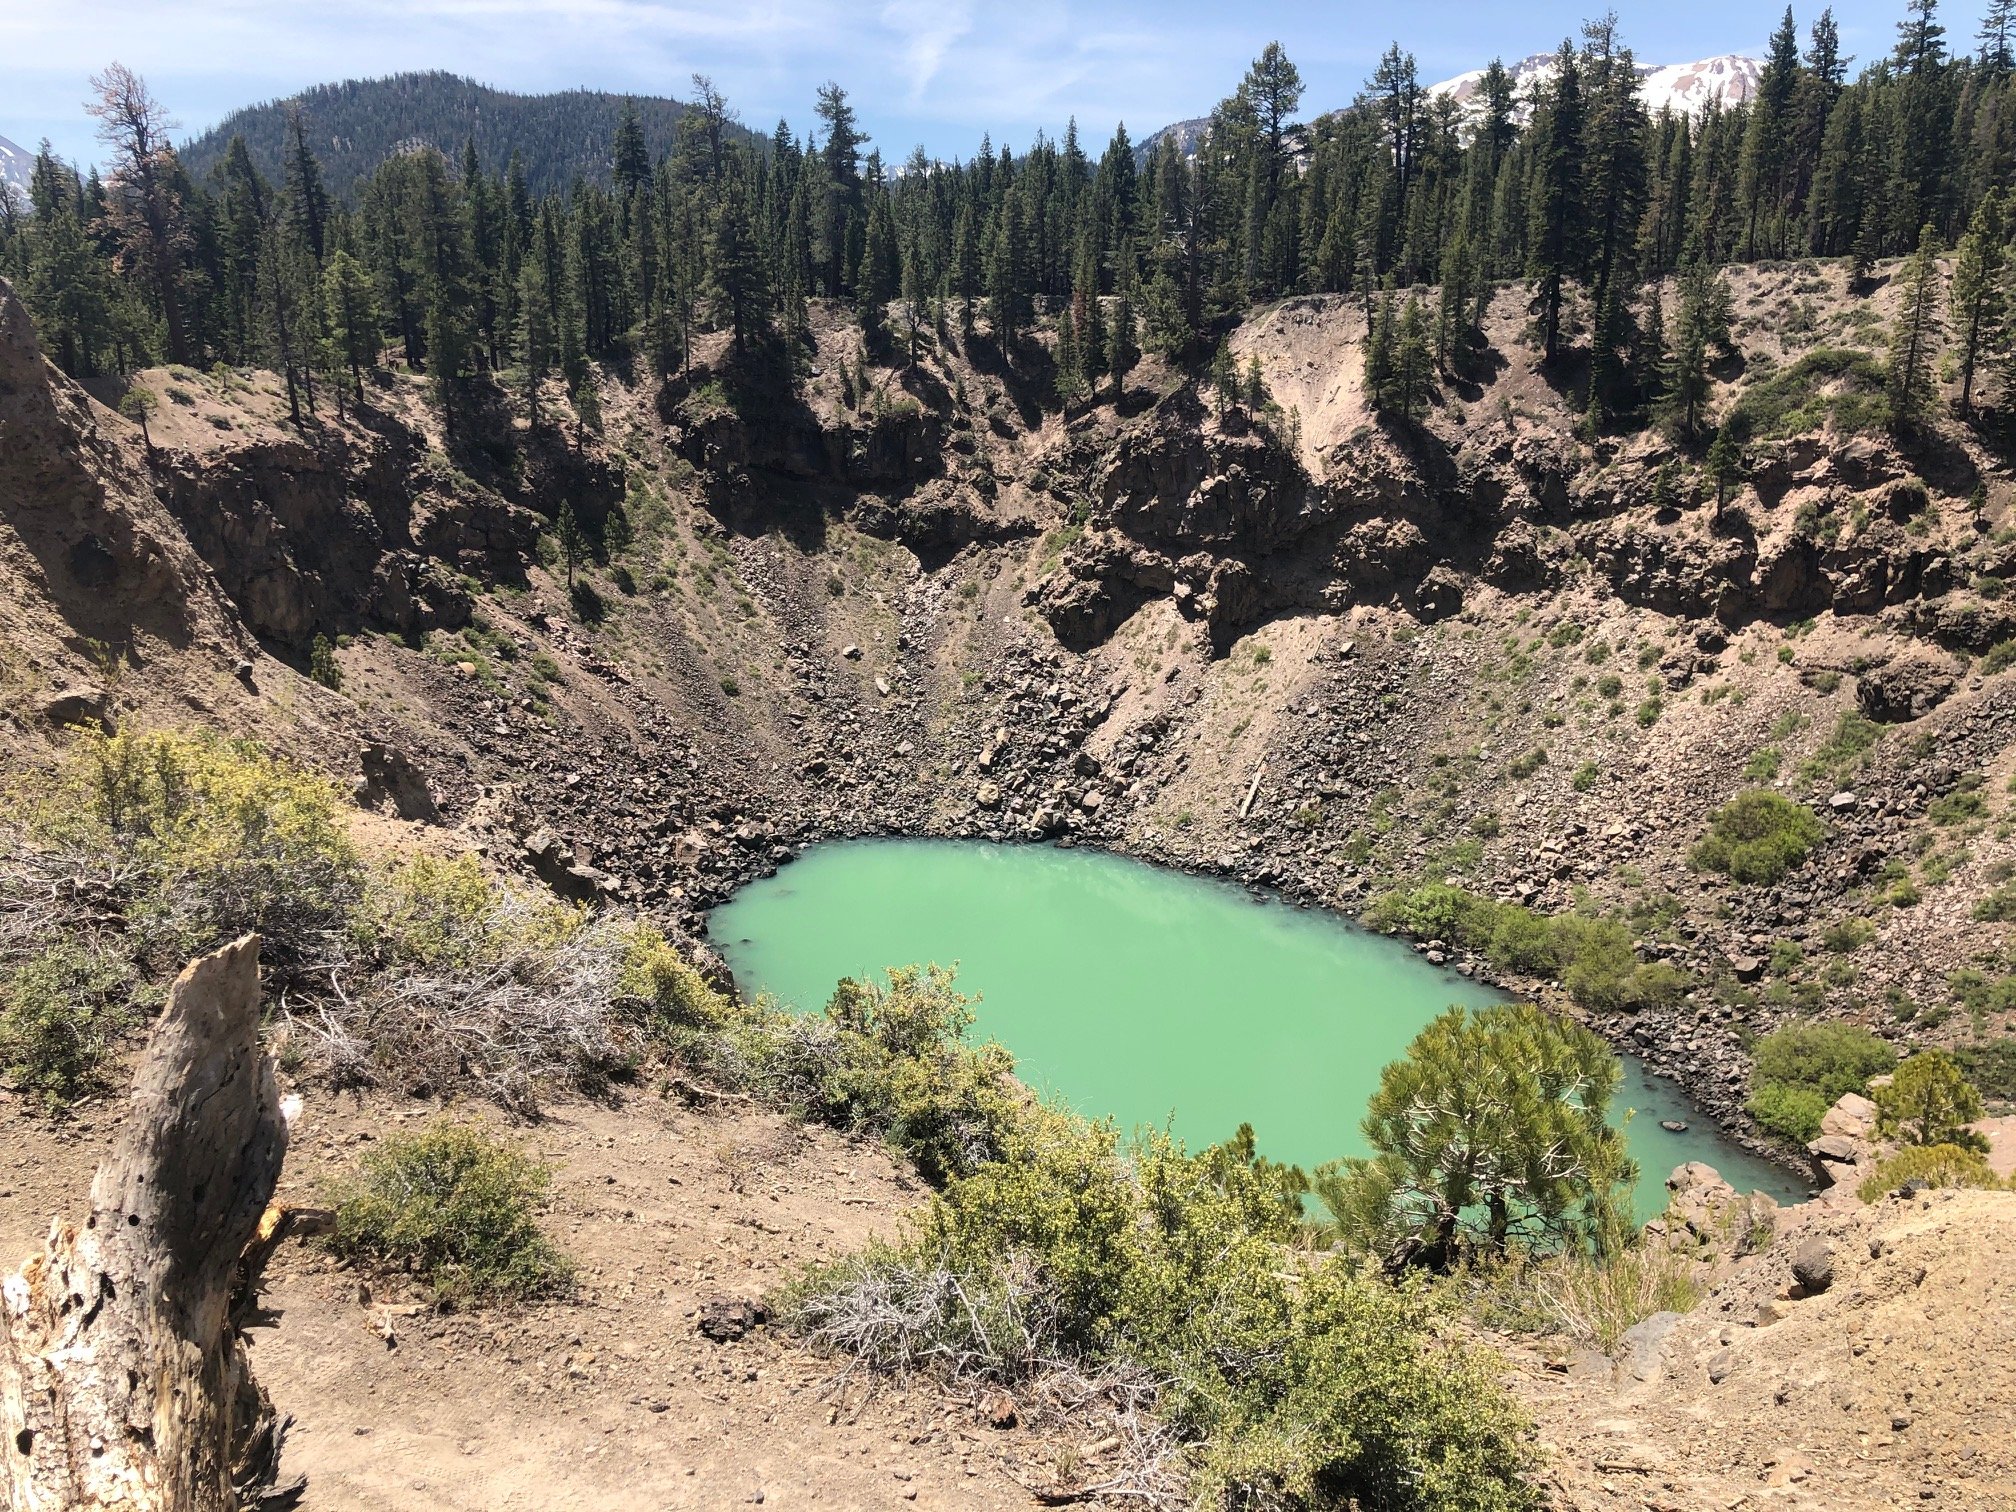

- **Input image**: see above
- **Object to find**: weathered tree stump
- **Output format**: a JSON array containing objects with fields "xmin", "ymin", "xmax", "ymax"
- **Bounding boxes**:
[{"xmin": 1, "ymin": 934, "xmax": 296, "ymax": 1511}]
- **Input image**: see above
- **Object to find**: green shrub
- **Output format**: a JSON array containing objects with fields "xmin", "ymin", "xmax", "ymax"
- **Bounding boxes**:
[
  {"xmin": 1981, "ymin": 639, "xmax": 2016, "ymax": 676},
  {"xmin": 1572, "ymin": 762, "xmax": 1600, "ymax": 793},
  {"xmin": 1958, "ymin": 1039, "xmax": 2016, "ymax": 1100},
  {"xmin": 1745, "ymin": 1081, "xmax": 1831, "ymax": 1142},
  {"xmin": 1974, "ymin": 885, "xmax": 2016, "ymax": 922},
  {"xmin": 1727, "ymin": 347, "xmax": 1889, "ymax": 439},
  {"xmin": 330, "ymin": 1123, "xmax": 572, "ymax": 1303},
  {"xmin": 309, "ymin": 634, "xmax": 343, "ymax": 690},
  {"xmin": 1689, "ymin": 790, "xmax": 1825, "ymax": 885},
  {"xmin": 19, "ymin": 729, "xmax": 360, "ymax": 978},
  {"xmin": 1368, "ymin": 885, "xmax": 1685, "ymax": 1012},
  {"xmin": 1746, "ymin": 1022, "xmax": 1895, "ymax": 1142},
  {"xmin": 1856, "ymin": 1142, "xmax": 2003, "ymax": 1202},
  {"xmin": 785, "ymin": 1114, "xmax": 1536, "ymax": 1511},
  {"xmin": 1822, "ymin": 916, "xmax": 1877, "ymax": 953},
  {"xmin": 0, "ymin": 942, "xmax": 135, "ymax": 1109}
]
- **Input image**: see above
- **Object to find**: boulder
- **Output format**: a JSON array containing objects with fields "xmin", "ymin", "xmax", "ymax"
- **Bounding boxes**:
[
  {"xmin": 1790, "ymin": 1238, "xmax": 1835, "ymax": 1295},
  {"xmin": 1820, "ymin": 1092, "xmax": 1878, "ymax": 1141},
  {"xmin": 696, "ymin": 1296, "xmax": 767, "ymax": 1343}
]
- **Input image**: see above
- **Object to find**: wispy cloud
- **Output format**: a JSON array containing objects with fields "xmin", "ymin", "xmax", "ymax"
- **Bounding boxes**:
[{"xmin": 878, "ymin": 0, "xmax": 976, "ymax": 100}]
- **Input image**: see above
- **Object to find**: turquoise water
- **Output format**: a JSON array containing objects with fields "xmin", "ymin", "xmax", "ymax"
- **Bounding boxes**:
[{"xmin": 709, "ymin": 838, "xmax": 1809, "ymax": 1216}]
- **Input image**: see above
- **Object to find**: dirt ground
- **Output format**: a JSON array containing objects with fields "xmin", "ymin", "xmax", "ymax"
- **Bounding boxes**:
[
  {"xmin": 0, "ymin": 1085, "xmax": 1054, "ymax": 1512},
  {"xmin": 1526, "ymin": 1187, "xmax": 2016, "ymax": 1512}
]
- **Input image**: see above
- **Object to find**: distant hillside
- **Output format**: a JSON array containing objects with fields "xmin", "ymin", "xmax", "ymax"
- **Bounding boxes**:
[{"xmin": 179, "ymin": 73, "xmax": 734, "ymax": 197}]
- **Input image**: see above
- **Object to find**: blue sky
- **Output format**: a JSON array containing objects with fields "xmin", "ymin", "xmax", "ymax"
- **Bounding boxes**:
[{"xmin": 0, "ymin": 0, "xmax": 1947, "ymax": 172}]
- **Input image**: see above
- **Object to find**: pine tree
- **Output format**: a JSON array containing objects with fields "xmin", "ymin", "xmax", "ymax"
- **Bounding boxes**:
[
  {"xmin": 1663, "ymin": 264, "xmax": 1733, "ymax": 438},
  {"xmin": 1105, "ymin": 263, "xmax": 1140, "ymax": 400},
  {"xmin": 1363, "ymin": 291, "xmax": 1397, "ymax": 412},
  {"xmin": 1982, "ymin": 0, "xmax": 2016, "ymax": 74},
  {"xmin": 1395, "ymin": 297, "xmax": 1432, "ymax": 421},
  {"xmin": 555, "ymin": 500, "xmax": 587, "ymax": 588},
  {"xmin": 709, "ymin": 181, "xmax": 769, "ymax": 355},
  {"xmin": 1707, "ymin": 423, "xmax": 1742, "ymax": 521},
  {"xmin": 1888, "ymin": 222, "xmax": 1946, "ymax": 430},
  {"xmin": 856, "ymin": 193, "xmax": 896, "ymax": 349},
  {"xmin": 515, "ymin": 254, "xmax": 553, "ymax": 425},
  {"xmin": 283, "ymin": 105, "xmax": 330, "ymax": 260},
  {"xmin": 322, "ymin": 248, "xmax": 379, "ymax": 406},
  {"xmin": 86, "ymin": 65, "xmax": 193, "ymax": 364},
  {"xmin": 1208, "ymin": 342, "xmax": 1237, "ymax": 420},
  {"xmin": 1948, "ymin": 192, "xmax": 2006, "ymax": 414},
  {"xmin": 1524, "ymin": 41, "xmax": 1584, "ymax": 365},
  {"xmin": 1244, "ymin": 352, "xmax": 1267, "ymax": 413}
]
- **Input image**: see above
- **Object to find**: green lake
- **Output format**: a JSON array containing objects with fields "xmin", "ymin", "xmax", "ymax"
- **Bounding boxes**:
[{"xmin": 710, "ymin": 838, "xmax": 1810, "ymax": 1216}]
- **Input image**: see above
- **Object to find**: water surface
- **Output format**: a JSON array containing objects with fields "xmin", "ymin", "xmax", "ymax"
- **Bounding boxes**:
[{"xmin": 710, "ymin": 839, "xmax": 1808, "ymax": 1216}]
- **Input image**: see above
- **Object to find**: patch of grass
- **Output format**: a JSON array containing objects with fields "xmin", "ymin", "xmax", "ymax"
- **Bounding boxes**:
[
  {"xmin": 330, "ymin": 1123, "xmax": 573, "ymax": 1304},
  {"xmin": 1797, "ymin": 711, "xmax": 1880, "ymax": 787}
]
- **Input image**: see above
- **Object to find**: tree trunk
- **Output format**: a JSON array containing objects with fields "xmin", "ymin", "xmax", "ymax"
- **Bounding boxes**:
[{"xmin": 1, "ymin": 935, "xmax": 298, "ymax": 1512}]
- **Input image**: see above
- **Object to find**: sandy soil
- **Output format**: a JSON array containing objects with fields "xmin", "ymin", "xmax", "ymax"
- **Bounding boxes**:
[
  {"xmin": 1526, "ymin": 1187, "xmax": 2016, "ymax": 1512},
  {"xmin": 0, "ymin": 1086, "xmax": 1051, "ymax": 1511}
]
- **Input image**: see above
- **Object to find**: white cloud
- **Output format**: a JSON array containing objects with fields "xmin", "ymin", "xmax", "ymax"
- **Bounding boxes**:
[{"xmin": 878, "ymin": 0, "xmax": 976, "ymax": 99}]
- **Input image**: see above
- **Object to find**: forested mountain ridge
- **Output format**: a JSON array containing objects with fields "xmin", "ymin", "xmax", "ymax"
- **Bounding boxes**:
[{"xmin": 177, "ymin": 72, "xmax": 742, "ymax": 197}]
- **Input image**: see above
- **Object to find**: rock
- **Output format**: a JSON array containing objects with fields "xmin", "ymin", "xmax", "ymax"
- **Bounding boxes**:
[
  {"xmin": 1857, "ymin": 657, "xmax": 1956, "ymax": 723},
  {"xmin": 41, "ymin": 682, "xmax": 109, "ymax": 728},
  {"xmin": 355, "ymin": 741, "xmax": 440, "ymax": 824},
  {"xmin": 1829, "ymin": 790, "xmax": 1859, "ymax": 810},
  {"xmin": 1728, "ymin": 953, "xmax": 1765, "ymax": 982},
  {"xmin": 841, "ymin": 644, "xmax": 862, "ymax": 660},
  {"xmin": 1820, "ymin": 1092, "xmax": 1878, "ymax": 1140},
  {"xmin": 975, "ymin": 780, "xmax": 1002, "ymax": 808},
  {"xmin": 1706, "ymin": 1348, "xmax": 1736, "ymax": 1384},
  {"xmin": 697, "ymin": 1296, "xmax": 767, "ymax": 1343},
  {"xmin": 1080, "ymin": 789, "xmax": 1104, "ymax": 811},
  {"xmin": 1790, "ymin": 1238, "xmax": 1835, "ymax": 1294},
  {"xmin": 1619, "ymin": 1311, "xmax": 1682, "ymax": 1382},
  {"xmin": 875, "ymin": 676, "xmax": 892, "ymax": 697},
  {"xmin": 1807, "ymin": 1131, "xmax": 1874, "ymax": 1186}
]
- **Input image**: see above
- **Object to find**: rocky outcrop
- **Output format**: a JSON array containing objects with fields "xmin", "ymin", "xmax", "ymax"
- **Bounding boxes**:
[
  {"xmin": 158, "ymin": 432, "xmax": 537, "ymax": 650},
  {"xmin": 0, "ymin": 277, "xmax": 253, "ymax": 701},
  {"xmin": 1857, "ymin": 655, "xmax": 1957, "ymax": 722}
]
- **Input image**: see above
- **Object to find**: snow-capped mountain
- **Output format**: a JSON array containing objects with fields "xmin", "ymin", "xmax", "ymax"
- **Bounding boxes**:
[
  {"xmin": 1427, "ymin": 53, "xmax": 1763, "ymax": 118},
  {"xmin": 0, "ymin": 135, "xmax": 33, "ymax": 208}
]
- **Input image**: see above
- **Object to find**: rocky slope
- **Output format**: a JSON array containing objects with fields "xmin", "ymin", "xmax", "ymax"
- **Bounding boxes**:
[{"xmin": 10, "ymin": 258, "xmax": 2016, "ymax": 1147}]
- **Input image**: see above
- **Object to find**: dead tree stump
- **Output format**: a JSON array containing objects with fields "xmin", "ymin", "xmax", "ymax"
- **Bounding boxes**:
[{"xmin": 1, "ymin": 934, "xmax": 295, "ymax": 1511}]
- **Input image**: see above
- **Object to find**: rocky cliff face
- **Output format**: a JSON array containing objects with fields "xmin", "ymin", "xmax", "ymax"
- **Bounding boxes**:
[{"xmin": 0, "ymin": 279, "xmax": 259, "ymax": 734}]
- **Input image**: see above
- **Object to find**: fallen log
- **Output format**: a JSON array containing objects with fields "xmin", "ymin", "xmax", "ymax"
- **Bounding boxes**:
[{"xmin": 1, "ymin": 934, "xmax": 299, "ymax": 1511}]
